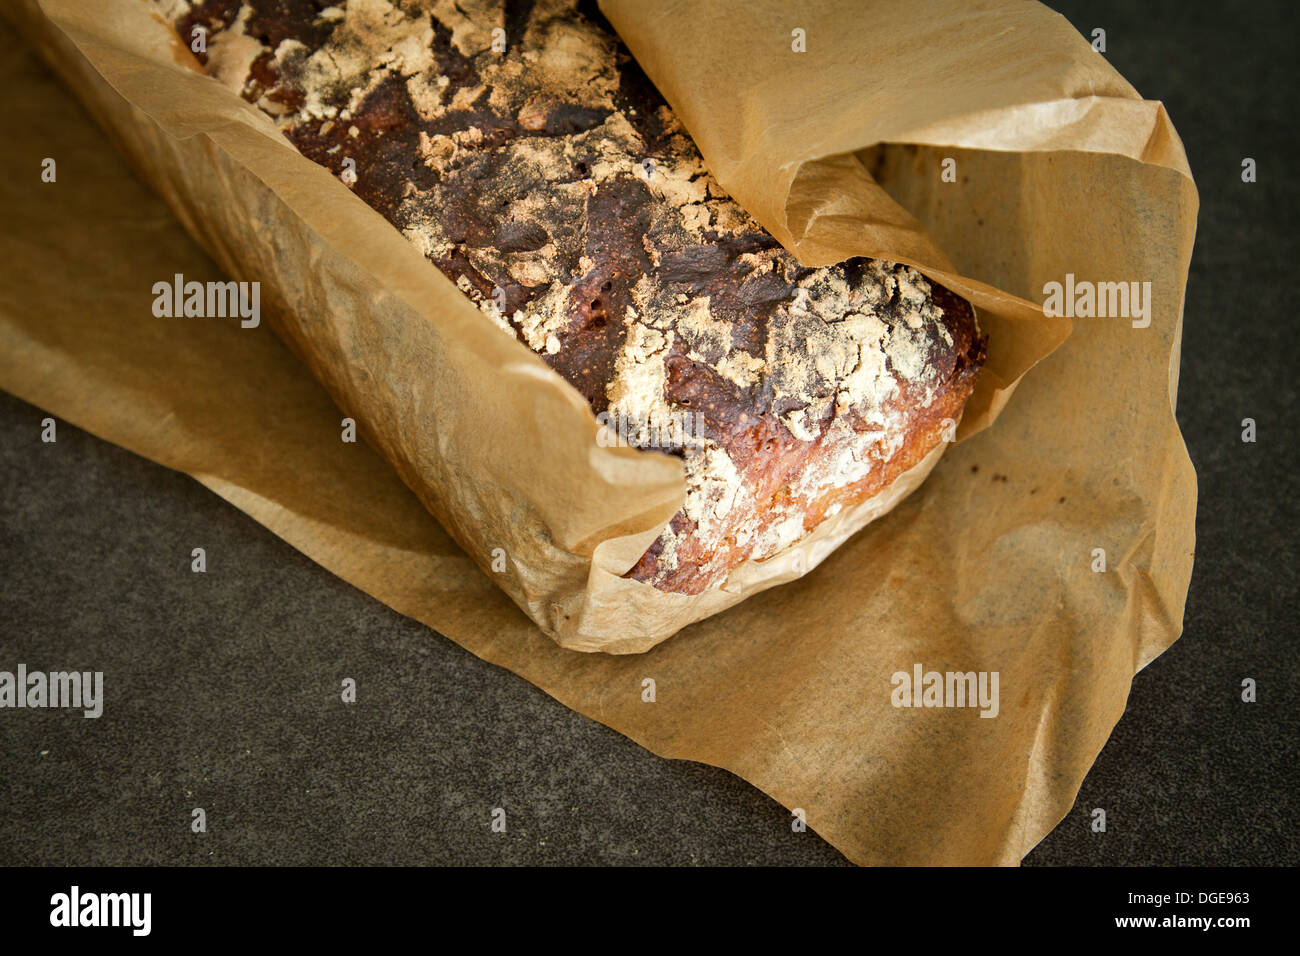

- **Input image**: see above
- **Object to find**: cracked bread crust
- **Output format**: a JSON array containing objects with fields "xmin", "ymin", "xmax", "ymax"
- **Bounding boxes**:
[{"xmin": 163, "ymin": 0, "xmax": 986, "ymax": 594}]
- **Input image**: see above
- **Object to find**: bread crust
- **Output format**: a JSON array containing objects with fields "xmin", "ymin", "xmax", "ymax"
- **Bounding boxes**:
[{"xmin": 166, "ymin": 0, "xmax": 985, "ymax": 594}]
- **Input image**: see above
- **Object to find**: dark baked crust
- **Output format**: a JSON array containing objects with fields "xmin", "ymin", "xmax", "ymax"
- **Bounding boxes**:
[
  {"xmin": 166, "ymin": 0, "xmax": 985, "ymax": 594},
  {"xmin": 627, "ymin": 281, "xmax": 984, "ymax": 591}
]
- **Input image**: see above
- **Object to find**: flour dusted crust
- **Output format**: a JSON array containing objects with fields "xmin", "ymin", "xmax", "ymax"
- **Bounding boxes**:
[{"xmin": 164, "ymin": 0, "xmax": 986, "ymax": 594}]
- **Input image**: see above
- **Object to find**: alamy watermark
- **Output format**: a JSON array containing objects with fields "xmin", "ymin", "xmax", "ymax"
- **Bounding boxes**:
[
  {"xmin": 50, "ymin": 886, "xmax": 150, "ymax": 936},
  {"xmin": 596, "ymin": 409, "xmax": 705, "ymax": 449},
  {"xmin": 0, "ymin": 665, "xmax": 103, "ymax": 718},
  {"xmin": 891, "ymin": 664, "xmax": 999, "ymax": 718},
  {"xmin": 1042, "ymin": 273, "xmax": 1151, "ymax": 328},
  {"xmin": 152, "ymin": 273, "xmax": 260, "ymax": 328}
]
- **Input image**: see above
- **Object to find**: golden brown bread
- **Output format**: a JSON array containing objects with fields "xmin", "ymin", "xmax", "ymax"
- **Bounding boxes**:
[{"xmin": 162, "ymin": 0, "xmax": 985, "ymax": 594}]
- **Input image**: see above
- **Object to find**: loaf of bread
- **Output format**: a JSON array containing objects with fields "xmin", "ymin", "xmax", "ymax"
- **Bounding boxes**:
[{"xmin": 159, "ymin": 0, "xmax": 985, "ymax": 595}]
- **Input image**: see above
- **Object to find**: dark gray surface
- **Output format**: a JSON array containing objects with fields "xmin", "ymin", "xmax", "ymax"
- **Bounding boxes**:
[{"xmin": 1, "ymin": 0, "xmax": 1296, "ymax": 866}]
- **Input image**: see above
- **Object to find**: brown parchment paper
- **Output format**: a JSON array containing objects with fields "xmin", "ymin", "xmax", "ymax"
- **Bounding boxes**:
[
  {"xmin": 0, "ymin": 0, "xmax": 1197, "ymax": 864},
  {"xmin": 2, "ymin": 0, "xmax": 1069, "ymax": 654}
]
